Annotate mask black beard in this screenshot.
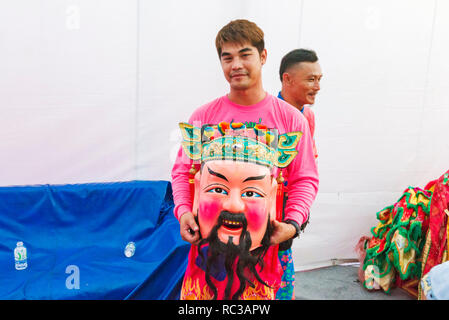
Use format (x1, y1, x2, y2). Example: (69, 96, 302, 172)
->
(196, 211, 273, 300)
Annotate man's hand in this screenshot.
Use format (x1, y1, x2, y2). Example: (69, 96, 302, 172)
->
(179, 211, 200, 245)
(270, 220, 296, 245)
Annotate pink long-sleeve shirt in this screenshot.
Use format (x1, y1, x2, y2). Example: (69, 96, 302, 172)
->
(171, 93, 319, 227)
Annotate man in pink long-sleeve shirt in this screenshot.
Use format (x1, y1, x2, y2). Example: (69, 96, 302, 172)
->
(171, 19, 319, 299)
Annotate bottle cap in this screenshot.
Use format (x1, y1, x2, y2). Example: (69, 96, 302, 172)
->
(17, 241, 23, 246)
(124, 242, 136, 258)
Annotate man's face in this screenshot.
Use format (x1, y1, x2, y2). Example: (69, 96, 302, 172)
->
(285, 61, 322, 106)
(219, 42, 267, 91)
(193, 160, 276, 250)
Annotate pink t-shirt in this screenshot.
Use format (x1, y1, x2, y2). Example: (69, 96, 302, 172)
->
(302, 106, 318, 159)
(171, 93, 319, 226)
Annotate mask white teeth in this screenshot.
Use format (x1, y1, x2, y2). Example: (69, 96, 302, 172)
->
(224, 219, 242, 226)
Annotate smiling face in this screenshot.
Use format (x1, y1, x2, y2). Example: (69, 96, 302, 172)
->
(284, 61, 322, 107)
(219, 42, 267, 92)
(192, 160, 277, 250)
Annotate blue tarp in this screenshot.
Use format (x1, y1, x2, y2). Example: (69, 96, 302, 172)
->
(0, 180, 190, 300)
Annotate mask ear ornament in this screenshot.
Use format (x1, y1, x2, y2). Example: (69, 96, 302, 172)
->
(275, 132, 302, 168)
(179, 122, 202, 161)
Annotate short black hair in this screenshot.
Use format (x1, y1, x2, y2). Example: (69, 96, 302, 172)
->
(279, 49, 318, 82)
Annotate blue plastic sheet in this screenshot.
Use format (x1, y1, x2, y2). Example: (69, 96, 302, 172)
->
(0, 180, 189, 300)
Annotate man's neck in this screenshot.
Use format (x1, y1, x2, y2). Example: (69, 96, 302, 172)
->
(228, 86, 266, 106)
(280, 89, 304, 112)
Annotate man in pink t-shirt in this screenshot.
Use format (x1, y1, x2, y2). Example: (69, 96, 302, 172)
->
(171, 20, 319, 300)
(275, 48, 323, 299)
(278, 48, 323, 159)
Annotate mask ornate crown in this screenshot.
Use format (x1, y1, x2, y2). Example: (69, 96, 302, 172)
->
(179, 122, 302, 168)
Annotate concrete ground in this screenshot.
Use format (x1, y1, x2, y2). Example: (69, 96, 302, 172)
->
(294, 265, 414, 300)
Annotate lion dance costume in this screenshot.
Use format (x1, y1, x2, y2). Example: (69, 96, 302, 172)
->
(357, 169, 449, 299)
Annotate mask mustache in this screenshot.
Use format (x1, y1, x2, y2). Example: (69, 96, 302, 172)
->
(217, 211, 248, 229)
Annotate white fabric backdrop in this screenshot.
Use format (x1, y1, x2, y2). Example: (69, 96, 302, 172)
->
(0, 0, 448, 270)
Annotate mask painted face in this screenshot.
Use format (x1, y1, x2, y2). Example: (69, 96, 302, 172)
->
(192, 160, 277, 251)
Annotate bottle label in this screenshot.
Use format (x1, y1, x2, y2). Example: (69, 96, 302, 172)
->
(14, 246, 28, 270)
(14, 248, 27, 261)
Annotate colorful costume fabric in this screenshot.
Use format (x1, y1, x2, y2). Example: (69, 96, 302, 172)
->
(276, 249, 295, 299)
(418, 170, 449, 299)
(181, 245, 282, 300)
(362, 187, 432, 293)
(359, 169, 449, 298)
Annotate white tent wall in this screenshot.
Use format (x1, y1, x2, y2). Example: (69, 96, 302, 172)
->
(0, 0, 448, 271)
(0, 1, 138, 184)
(293, 0, 449, 270)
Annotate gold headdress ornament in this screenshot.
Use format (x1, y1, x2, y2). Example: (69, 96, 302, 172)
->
(179, 121, 302, 168)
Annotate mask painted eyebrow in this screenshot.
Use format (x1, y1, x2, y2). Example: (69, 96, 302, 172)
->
(207, 166, 228, 182)
(243, 174, 266, 182)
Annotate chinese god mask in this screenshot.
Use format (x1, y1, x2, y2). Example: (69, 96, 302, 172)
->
(193, 160, 277, 251)
(179, 122, 302, 250)
(179, 121, 302, 300)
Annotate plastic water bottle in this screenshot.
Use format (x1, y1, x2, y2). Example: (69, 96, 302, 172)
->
(14, 241, 28, 270)
(124, 242, 136, 258)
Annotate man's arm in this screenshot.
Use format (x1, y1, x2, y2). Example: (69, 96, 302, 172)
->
(283, 117, 319, 230)
(171, 147, 194, 220)
(269, 220, 297, 245)
(171, 140, 202, 244)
